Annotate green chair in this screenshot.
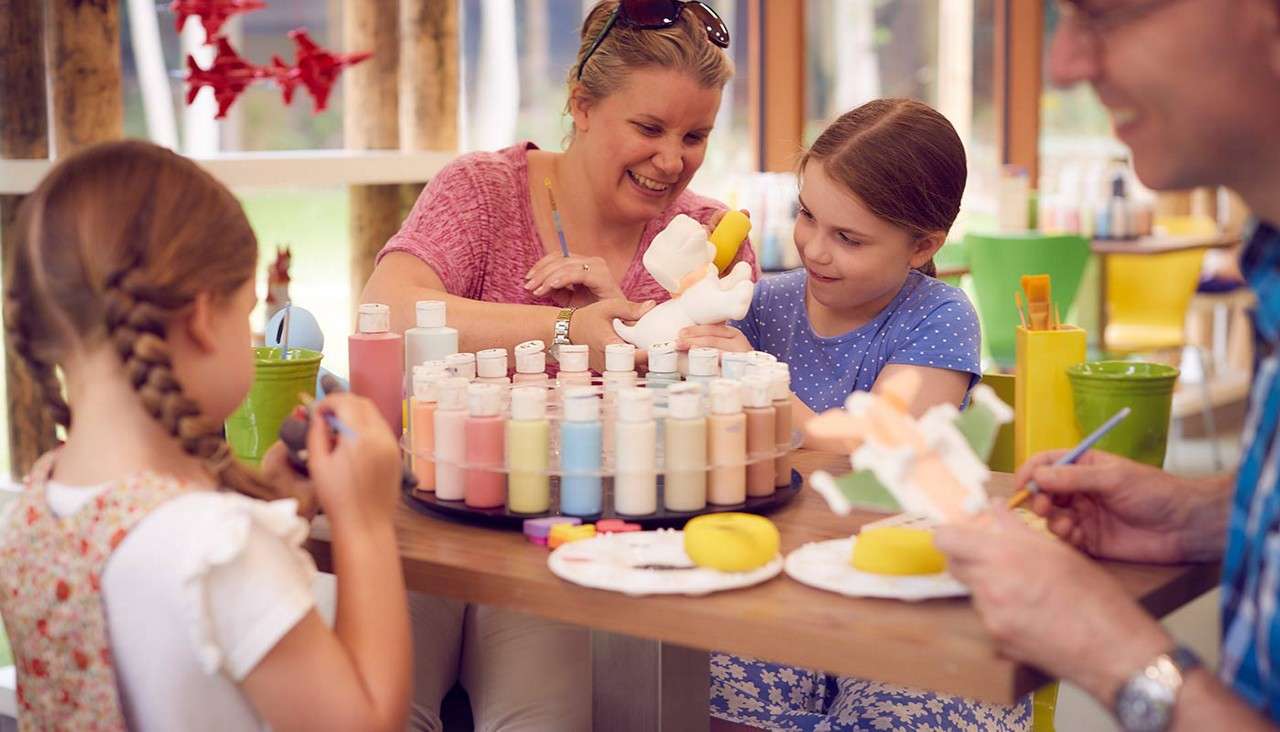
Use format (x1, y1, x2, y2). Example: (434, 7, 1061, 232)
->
(966, 232, 1092, 368)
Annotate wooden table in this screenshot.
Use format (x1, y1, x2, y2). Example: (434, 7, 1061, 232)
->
(306, 451, 1218, 727)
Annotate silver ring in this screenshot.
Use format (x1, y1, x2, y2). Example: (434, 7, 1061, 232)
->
(582, 263, 590, 272)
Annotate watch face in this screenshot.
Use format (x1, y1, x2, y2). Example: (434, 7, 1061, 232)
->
(1118, 675, 1174, 732)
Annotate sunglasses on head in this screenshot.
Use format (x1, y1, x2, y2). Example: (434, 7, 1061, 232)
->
(577, 0, 730, 81)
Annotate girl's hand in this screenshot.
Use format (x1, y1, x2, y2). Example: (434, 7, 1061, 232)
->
(570, 298, 655, 372)
(305, 393, 402, 531)
(676, 324, 751, 353)
(524, 253, 625, 300)
(259, 439, 319, 518)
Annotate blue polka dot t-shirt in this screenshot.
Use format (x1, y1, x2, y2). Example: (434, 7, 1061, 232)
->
(730, 269, 982, 412)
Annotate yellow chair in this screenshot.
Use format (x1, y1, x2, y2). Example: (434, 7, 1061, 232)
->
(977, 372, 1058, 731)
(1103, 217, 1220, 469)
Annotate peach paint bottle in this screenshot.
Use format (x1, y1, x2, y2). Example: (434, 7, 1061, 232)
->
(769, 363, 793, 488)
(349, 303, 403, 435)
(707, 378, 746, 505)
(613, 387, 657, 516)
(513, 340, 550, 386)
(601, 343, 637, 462)
(555, 345, 592, 388)
(741, 375, 777, 498)
(409, 364, 445, 489)
(464, 382, 506, 509)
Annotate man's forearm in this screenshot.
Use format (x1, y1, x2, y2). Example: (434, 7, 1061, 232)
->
(1177, 473, 1236, 562)
(1172, 669, 1275, 731)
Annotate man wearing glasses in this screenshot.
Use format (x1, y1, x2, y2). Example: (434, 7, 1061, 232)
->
(933, 1, 1280, 730)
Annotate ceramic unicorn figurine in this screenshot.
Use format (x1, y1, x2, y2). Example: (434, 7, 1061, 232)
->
(612, 214, 755, 350)
(805, 370, 1013, 524)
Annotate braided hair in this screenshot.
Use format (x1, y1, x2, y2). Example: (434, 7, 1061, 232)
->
(5, 140, 310, 511)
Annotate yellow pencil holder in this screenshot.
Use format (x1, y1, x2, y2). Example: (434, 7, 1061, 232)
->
(1014, 325, 1086, 468)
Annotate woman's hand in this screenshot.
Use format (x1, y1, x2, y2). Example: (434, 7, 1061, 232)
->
(569, 298, 655, 372)
(1017, 449, 1232, 564)
(525, 253, 625, 300)
(676, 324, 751, 353)
(934, 508, 1173, 705)
(305, 393, 402, 531)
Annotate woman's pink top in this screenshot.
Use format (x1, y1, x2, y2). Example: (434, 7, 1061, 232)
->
(378, 142, 757, 306)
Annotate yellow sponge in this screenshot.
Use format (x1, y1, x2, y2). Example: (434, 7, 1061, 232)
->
(684, 513, 779, 572)
(710, 210, 752, 272)
(851, 526, 946, 576)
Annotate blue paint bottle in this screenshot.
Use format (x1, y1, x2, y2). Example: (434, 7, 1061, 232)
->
(560, 387, 603, 517)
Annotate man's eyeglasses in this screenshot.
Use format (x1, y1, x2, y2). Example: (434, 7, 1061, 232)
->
(577, 0, 730, 81)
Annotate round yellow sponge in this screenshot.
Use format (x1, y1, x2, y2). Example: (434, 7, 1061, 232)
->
(851, 526, 947, 576)
(684, 513, 780, 572)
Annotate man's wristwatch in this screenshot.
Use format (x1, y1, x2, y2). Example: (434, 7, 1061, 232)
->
(1114, 646, 1202, 732)
(548, 307, 575, 362)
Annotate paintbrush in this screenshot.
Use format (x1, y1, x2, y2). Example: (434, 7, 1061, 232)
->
(544, 177, 571, 257)
(1006, 406, 1132, 509)
(1021, 274, 1051, 330)
(279, 302, 293, 360)
(1014, 292, 1028, 328)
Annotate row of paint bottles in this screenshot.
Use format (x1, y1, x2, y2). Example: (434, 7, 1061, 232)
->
(349, 303, 404, 434)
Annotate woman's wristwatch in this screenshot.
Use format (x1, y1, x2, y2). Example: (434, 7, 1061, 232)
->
(549, 307, 575, 362)
(1114, 645, 1202, 732)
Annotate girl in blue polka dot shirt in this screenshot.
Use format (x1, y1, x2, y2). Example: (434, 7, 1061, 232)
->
(681, 100, 1028, 731)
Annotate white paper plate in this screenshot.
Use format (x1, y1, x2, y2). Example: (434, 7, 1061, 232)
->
(784, 537, 969, 602)
(548, 529, 783, 596)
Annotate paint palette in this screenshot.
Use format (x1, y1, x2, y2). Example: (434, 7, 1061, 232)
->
(548, 529, 783, 596)
(402, 469, 803, 530)
(783, 514, 969, 602)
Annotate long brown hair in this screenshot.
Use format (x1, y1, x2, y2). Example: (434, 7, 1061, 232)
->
(6, 140, 307, 509)
(799, 98, 967, 277)
(566, 1, 733, 133)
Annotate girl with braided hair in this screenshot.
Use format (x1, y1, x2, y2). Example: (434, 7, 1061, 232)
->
(0, 140, 411, 731)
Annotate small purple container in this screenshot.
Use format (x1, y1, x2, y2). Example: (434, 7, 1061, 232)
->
(523, 516, 582, 545)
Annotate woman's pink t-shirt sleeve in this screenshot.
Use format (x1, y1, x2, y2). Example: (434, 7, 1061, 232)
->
(379, 156, 491, 299)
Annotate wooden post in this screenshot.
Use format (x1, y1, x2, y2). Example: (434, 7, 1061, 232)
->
(346, 0, 401, 306)
(1, 0, 58, 477)
(748, 0, 805, 172)
(994, 0, 1043, 183)
(401, 0, 459, 153)
(47, 0, 125, 156)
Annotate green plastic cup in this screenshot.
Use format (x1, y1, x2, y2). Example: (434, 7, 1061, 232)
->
(225, 346, 322, 465)
(1066, 361, 1179, 467)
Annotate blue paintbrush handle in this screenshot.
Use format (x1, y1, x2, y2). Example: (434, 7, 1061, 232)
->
(1027, 406, 1131, 494)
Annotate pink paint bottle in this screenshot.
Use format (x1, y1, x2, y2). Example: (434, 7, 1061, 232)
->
(464, 382, 507, 509)
(349, 303, 403, 435)
(475, 348, 511, 386)
(514, 340, 550, 386)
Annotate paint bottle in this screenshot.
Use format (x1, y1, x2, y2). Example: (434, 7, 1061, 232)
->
(769, 363, 794, 488)
(720, 351, 752, 381)
(433, 377, 470, 501)
(748, 351, 778, 368)
(707, 378, 746, 505)
(663, 382, 707, 512)
(507, 386, 550, 514)
(404, 300, 458, 391)
(601, 343, 637, 460)
(686, 347, 720, 388)
(514, 340, 550, 386)
(463, 382, 506, 508)
(349, 303, 404, 435)
(555, 344, 592, 388)
(614, 387, 657, 516)
(410, 367, 440, 490)
(476, 348, 511, 386)
(560, 387, 603, 517)
(741, 375, 777, 498)
(408, 360, 447, 471)
(646, 341, 681, 390)
(446, 352, 477, 381)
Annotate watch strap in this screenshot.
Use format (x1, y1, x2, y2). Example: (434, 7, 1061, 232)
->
(549, 307, 574, 361)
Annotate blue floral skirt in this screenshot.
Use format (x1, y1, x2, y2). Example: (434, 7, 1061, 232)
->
(710, 653, 1032, 731)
